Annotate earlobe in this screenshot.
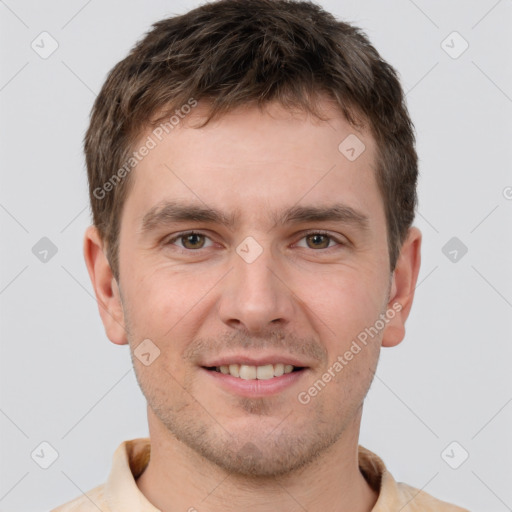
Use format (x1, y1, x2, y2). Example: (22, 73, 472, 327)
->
(83, 225, 128, 345)
(381, 227, 422, 348)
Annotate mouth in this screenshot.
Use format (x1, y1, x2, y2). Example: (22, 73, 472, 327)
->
(204, 363, 305, 380)
(200, 358, 309, 398)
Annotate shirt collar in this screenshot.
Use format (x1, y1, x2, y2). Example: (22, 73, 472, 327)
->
(104, 438, 403, 511)
(104, 437, 158, 511)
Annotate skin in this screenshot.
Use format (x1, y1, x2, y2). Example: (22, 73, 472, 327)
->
(84, 98, 421, 512)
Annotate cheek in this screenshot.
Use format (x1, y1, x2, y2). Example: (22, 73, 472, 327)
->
(124, 264, 195, 334)
(295, 265, 388, 340)
(123, 265, 220, 377)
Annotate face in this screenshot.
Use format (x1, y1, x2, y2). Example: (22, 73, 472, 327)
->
(113, 100, 394, 476)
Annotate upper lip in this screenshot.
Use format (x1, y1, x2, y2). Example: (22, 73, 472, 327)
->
(201, 354, 311, 368)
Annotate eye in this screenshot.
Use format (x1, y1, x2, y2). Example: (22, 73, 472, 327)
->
(295, 231, 344, 250)
(164, 230, 345, 253)
(165, 231, 214, 250)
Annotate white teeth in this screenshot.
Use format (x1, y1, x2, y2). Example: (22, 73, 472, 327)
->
(274, 363, 284, 377)
(214, 363, 298, 379)
(229, 364, 240, 377)
(239, 364, 257, 380)
(256, 364, 274, 380)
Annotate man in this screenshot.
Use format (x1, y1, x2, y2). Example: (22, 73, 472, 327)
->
(52, 0, 469, 510)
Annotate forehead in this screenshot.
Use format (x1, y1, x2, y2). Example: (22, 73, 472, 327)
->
(122, 100, 383, 232)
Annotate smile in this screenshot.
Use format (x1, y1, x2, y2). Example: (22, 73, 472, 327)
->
(209, 363, 302, 380)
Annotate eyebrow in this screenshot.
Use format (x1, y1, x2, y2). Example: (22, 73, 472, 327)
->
(139, 200, 370, 235)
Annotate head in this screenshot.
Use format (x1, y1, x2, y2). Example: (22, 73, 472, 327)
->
(84, 0, 421, 477)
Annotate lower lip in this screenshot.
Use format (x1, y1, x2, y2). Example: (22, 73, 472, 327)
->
(202, 367, 307, 397)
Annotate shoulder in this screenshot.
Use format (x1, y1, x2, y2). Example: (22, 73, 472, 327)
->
(358, 445, 470, 511)
(395, 481, 471, 511)
(50, 484, 108, 512)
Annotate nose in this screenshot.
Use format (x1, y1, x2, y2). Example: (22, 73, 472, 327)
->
(217, 241, 295, 335)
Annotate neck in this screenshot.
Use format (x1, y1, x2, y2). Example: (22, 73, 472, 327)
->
(136, 406, 378, 512)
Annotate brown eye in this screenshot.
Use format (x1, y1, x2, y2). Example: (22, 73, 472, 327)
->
(166, 231, 213, 250)
(305, 233, 332, 249)
(295, 231, 344, 251)
(180, 233, 206, 249)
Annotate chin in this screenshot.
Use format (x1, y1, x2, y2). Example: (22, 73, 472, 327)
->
(165, 412, 342, 478)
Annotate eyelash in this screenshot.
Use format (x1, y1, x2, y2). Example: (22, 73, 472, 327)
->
(164, 230, 346, 253)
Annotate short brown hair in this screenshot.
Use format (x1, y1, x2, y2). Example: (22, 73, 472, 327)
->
(85, 0, 418, 281)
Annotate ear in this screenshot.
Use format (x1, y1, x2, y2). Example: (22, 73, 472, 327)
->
(381, 226, 422, 348)
(83, 225, 128, 345)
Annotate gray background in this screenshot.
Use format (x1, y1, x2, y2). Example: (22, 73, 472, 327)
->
(1, 0, 511, 510)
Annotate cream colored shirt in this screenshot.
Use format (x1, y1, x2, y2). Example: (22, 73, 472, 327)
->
(51, 438, 469, 511)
